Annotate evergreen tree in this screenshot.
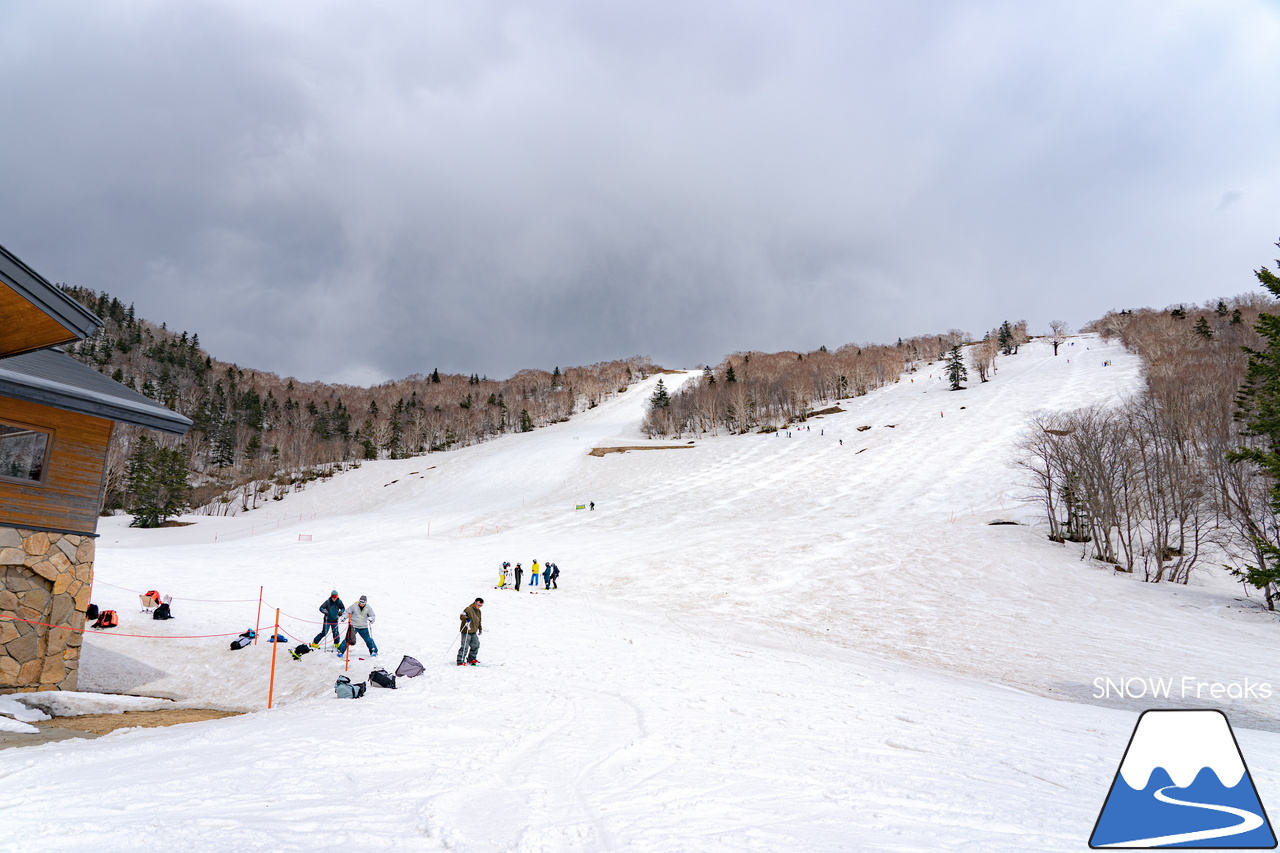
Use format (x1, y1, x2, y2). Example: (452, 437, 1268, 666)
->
(431, 369, 441, 383)
(726, 364, 737, 383)
(650, 378, 670, 408)
(997, 321, 1014, 356)
(945, 345, 968, 391)
(1229, 241, 1280, 607)
(703, 366, 715, 386)
(126, 436, 190, 527)
(519, 409, 534, 432)
(1194, 316, 1214, 339)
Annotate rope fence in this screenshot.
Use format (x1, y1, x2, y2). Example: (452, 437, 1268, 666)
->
(9, 580, 380, 708)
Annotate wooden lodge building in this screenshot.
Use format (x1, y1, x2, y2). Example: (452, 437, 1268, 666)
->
(0, 244, 190, 692)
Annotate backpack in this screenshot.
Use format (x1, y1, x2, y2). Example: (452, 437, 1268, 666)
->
(334, 675, 366, 699)
(143, 589, 161, 604)
(395, 655, 425, 678)
(369, 668, 396, 689)
(229, 629, 256, 650)
(93, 610, 118, 629)
(86, 604, 100, 621)
(290, 644, 311, 661)
(152, 603, 173, 620)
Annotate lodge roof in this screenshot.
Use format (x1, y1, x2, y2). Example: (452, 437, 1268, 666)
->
(0, 243, 102, 356)
(0, 347, 192, 434)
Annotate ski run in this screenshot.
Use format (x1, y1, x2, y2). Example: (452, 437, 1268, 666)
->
(3, 334, 1279, 852)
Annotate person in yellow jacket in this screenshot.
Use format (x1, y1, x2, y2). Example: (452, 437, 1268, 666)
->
(530, 559, 541, 588)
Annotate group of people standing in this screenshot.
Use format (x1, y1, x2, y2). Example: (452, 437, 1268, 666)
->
(496, 559, 560, 591)
(311, 590, 378, 657)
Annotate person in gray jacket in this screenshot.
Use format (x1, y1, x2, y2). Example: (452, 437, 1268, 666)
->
(336, 595, 378, 657)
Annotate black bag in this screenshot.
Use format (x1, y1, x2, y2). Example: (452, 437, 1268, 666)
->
(395, 655, 425, 678)
(152, 603, 173, 620)
(86, 604, 100, 621)
(369, 668, 396, 689)
(290, 643, 311, 661)
(229, 629, 255, 650)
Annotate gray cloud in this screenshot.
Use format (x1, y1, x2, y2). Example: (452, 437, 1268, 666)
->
(2, 1, 1278, 382)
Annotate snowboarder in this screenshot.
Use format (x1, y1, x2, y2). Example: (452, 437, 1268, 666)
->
(530, 559, 541, 588)
(514, 562, 523, 591)
(457, 598, 483, 666)
(311, 590, 344, 648)
(546, 562, 559, 589)
(336, 595, 377, 657)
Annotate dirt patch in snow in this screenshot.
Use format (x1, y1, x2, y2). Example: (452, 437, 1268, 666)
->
(38, 708, 240, 736)
(588, 445, 695, 457)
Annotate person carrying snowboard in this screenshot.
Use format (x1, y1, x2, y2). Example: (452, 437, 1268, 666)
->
(311, 590, 344, 648)
(457, 597, 483, 666)
(336, 595, 378, 657)
(530, 559, 541, 588)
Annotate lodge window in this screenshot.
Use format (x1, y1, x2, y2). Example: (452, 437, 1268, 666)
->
(0, 421, 52, 484)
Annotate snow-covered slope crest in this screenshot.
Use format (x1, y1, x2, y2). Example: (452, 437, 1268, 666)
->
(1119, 710, 1247, 790)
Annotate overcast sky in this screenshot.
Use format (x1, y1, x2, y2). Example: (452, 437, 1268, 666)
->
(2, 1, 1278, 384)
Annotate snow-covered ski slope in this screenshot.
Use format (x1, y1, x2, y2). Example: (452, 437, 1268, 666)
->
(6, 335, 1280, 852)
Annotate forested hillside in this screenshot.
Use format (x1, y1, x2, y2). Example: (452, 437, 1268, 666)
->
(59, 287, 656, 514)
(643, 321, 1032, 437)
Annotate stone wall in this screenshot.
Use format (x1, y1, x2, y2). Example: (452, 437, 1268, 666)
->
(0, 526, 93, 692)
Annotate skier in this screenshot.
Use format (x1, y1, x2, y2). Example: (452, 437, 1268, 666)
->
(311, 590, 344, 649)
(514, 562, 523, 591)
(336, 595, 377, 657)
(546, 562, 559, 590)
(457, 597, 483, 666)
(530, 559, 541, 588)
(497, 562, 510, 589)
(589, 501, 595, 511)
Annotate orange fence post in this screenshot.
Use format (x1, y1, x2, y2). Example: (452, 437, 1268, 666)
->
(267, 608, 280, 709)
(254, 586, 263, 645)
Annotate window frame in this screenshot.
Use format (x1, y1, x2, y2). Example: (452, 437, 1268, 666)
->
(0, 418, 54, 486)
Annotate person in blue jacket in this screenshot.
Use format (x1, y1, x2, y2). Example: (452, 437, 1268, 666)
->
(311, 590, 344, 648)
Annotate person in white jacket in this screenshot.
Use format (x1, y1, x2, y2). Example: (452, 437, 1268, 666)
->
(336, 595, 378, 657)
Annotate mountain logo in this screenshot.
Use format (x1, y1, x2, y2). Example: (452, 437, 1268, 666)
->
(1090, 710, 1276, 848)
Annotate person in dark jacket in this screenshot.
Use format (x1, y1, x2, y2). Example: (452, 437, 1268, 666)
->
(311, 590, 344, 648)
(457, 598, 484, 665)
(547, 563, 559, 590)
(513, 563, 523, 591)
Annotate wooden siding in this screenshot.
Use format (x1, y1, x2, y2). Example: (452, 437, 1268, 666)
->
(0, 396, 112, 535)
(0, 281, 79, 357)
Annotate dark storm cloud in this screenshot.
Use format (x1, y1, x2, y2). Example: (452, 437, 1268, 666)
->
(2, 1, 1278, 383)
